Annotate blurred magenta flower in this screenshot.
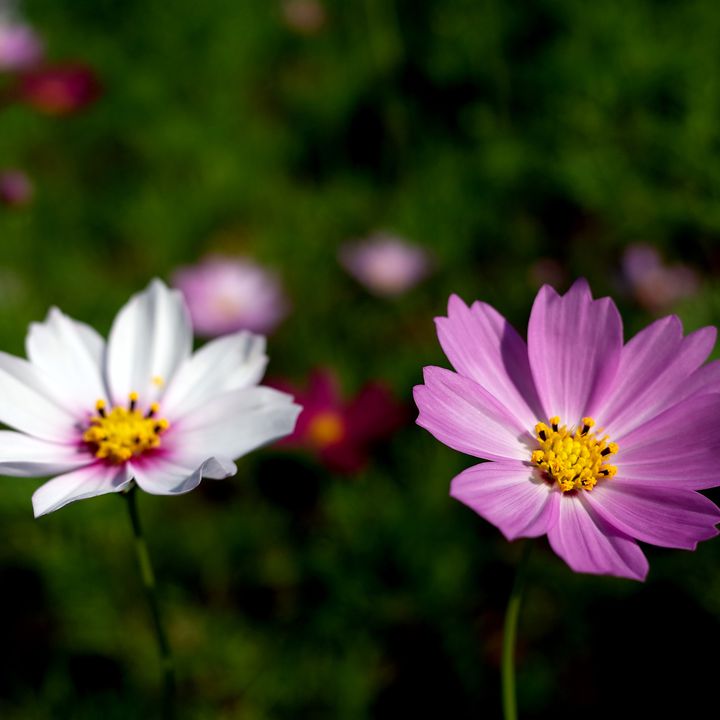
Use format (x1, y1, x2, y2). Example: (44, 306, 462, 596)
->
(273, 369, 407, 473)
(414, 279, 720, 580)
(0, 279, 301, 516)
(339, 233, 431, 297)
(622, 243, 698, 312)
(17, 62, 100, 114)
(173, 255, 289, 337)
(0, 21, 42, 71)
(281, 0, 326, 34)
(0, 169, 32, 206)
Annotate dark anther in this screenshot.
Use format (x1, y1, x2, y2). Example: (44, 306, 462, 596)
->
(600, 469, 609, 476)
(539, 430, 547, 441)
(551, 422, 558, 432)
(98, 407, 106, 418)
(581, 424, 590, 435)
(129, 398, 137, 411)
(601, 447, 612, 456)
(145, 408, 155, 418)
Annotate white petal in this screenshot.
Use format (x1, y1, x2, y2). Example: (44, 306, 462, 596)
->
(0, 431, 91, 477)
(162, 331, 268, 418)
(32, 462, 131, 517)
(106, 279, 192, 407)
(26, 307, 108, 415)
(0, 351, 77, 441)
(170, 386, 301, 460)
(129, 455, 237, 495)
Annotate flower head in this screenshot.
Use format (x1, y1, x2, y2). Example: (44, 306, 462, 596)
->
(17, 63, 100, 115)
(622, 243, 698, 313)
(172, 255, 289, 337)
(339, 233, 431, 297)
(0, 169, 32, 206)
(0, 21, 43, 71)
(0, 279, 301, 516)
(414, 279, 720, 580)
(272, 369, 407, 473)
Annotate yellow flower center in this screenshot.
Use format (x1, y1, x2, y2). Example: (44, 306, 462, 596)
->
(82, 393, 170, 464)
(531, 416, 618, 492)
(307, 411, 345, 446)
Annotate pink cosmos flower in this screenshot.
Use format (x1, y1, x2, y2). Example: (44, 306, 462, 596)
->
(173, 256, 289, 337)
(17, 63, 100, 115)
(0, 279, 302, 517)
(272, 369, 407, 473)
(622, 243, 698, 313)
(414, 279, 720, 580)
(0, 22, 43, 71)
(0, 169, 32, 206)
(339, 233, 431, 297)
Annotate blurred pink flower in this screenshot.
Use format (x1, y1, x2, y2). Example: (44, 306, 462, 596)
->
(0, 21, 43, 71)
(622, 244, 698, 312)
(339, 233, 431, 297)
(17, 63, 100, 115)
(0, 169, 33, 207)
(281, 0, 326, 34)
(173, 256, 289, 337)
(271, 369, 407, 473)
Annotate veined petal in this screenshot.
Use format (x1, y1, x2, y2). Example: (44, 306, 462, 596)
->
(414, 367, 531, 462)
(32, 463, 131, 518)
(26, 306, 108, 415)
(129, 456, 237, 495)
(547, 494, 648, 580)
(169, 386, 301, 461)
(528, 279, 622, 423)
(586, 483, 720, 550)
(436, 296, 542, 430)
(162, 331, 268, 418)
(0, 351, 77, 441)
(450, 461, 559, 540)
(106, 279, 192, 406)
(0, 431, 90, 477)
(599, 317, 716, 438)
(614, 393, 720, 489)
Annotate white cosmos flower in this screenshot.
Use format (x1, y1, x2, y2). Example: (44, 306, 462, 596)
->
(0, 279, 302, 517)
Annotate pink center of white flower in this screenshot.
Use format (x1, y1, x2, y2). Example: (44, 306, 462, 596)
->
(531, 416, 618, 492)
(82, 393, 170, 464)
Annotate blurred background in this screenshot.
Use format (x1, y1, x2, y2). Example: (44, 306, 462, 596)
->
(2, 0, 720, 717)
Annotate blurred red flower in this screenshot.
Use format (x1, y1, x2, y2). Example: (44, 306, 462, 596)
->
(271, 369, 407, 473)
(17, 63, 100, 115)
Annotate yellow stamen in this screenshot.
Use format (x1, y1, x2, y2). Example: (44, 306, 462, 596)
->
(307, 411, 344, 446)
(531, 416, 617, 492)
(83, 393, 169, 464)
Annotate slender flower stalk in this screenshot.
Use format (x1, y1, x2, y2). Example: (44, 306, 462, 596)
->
(124, 486, 175, 717)
(501, 542, 531, 720)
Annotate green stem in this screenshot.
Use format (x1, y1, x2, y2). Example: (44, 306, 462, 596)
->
(124, 486, 175, 719)
(501, 541, 532, 720)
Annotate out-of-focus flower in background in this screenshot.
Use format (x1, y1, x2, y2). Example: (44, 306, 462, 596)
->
(0, 169, 32, 206)
(0, 20, 42, 71)
(272, 369, 407, 473)
(173, 255, 289, 337)
(339, 233, 432, 297)
(622, 243, 699, 313)
(280, 0, 326, 34)
(16, 62, 100, 115)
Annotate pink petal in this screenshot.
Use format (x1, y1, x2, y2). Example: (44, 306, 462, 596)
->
(414, 367, 531, 462)
(528, 279, 622, 423)
(32, 462, 131, 518)
(436, 296, 543, 430)
(614, 393, 720, 489)
(547, 494, 648, 580)
(586, 483, 720, 550)
(450, 461, 559, 540)
(598, 316, 716, 438)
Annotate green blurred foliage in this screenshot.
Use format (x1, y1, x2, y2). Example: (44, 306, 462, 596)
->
(2, 0, 720, 717)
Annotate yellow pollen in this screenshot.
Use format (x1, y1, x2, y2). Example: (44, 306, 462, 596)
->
(531, 416, 618, 492)
(307, 411, 345, 447)
(152, 375, 165, 388)
(83, 393, 170, 464)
